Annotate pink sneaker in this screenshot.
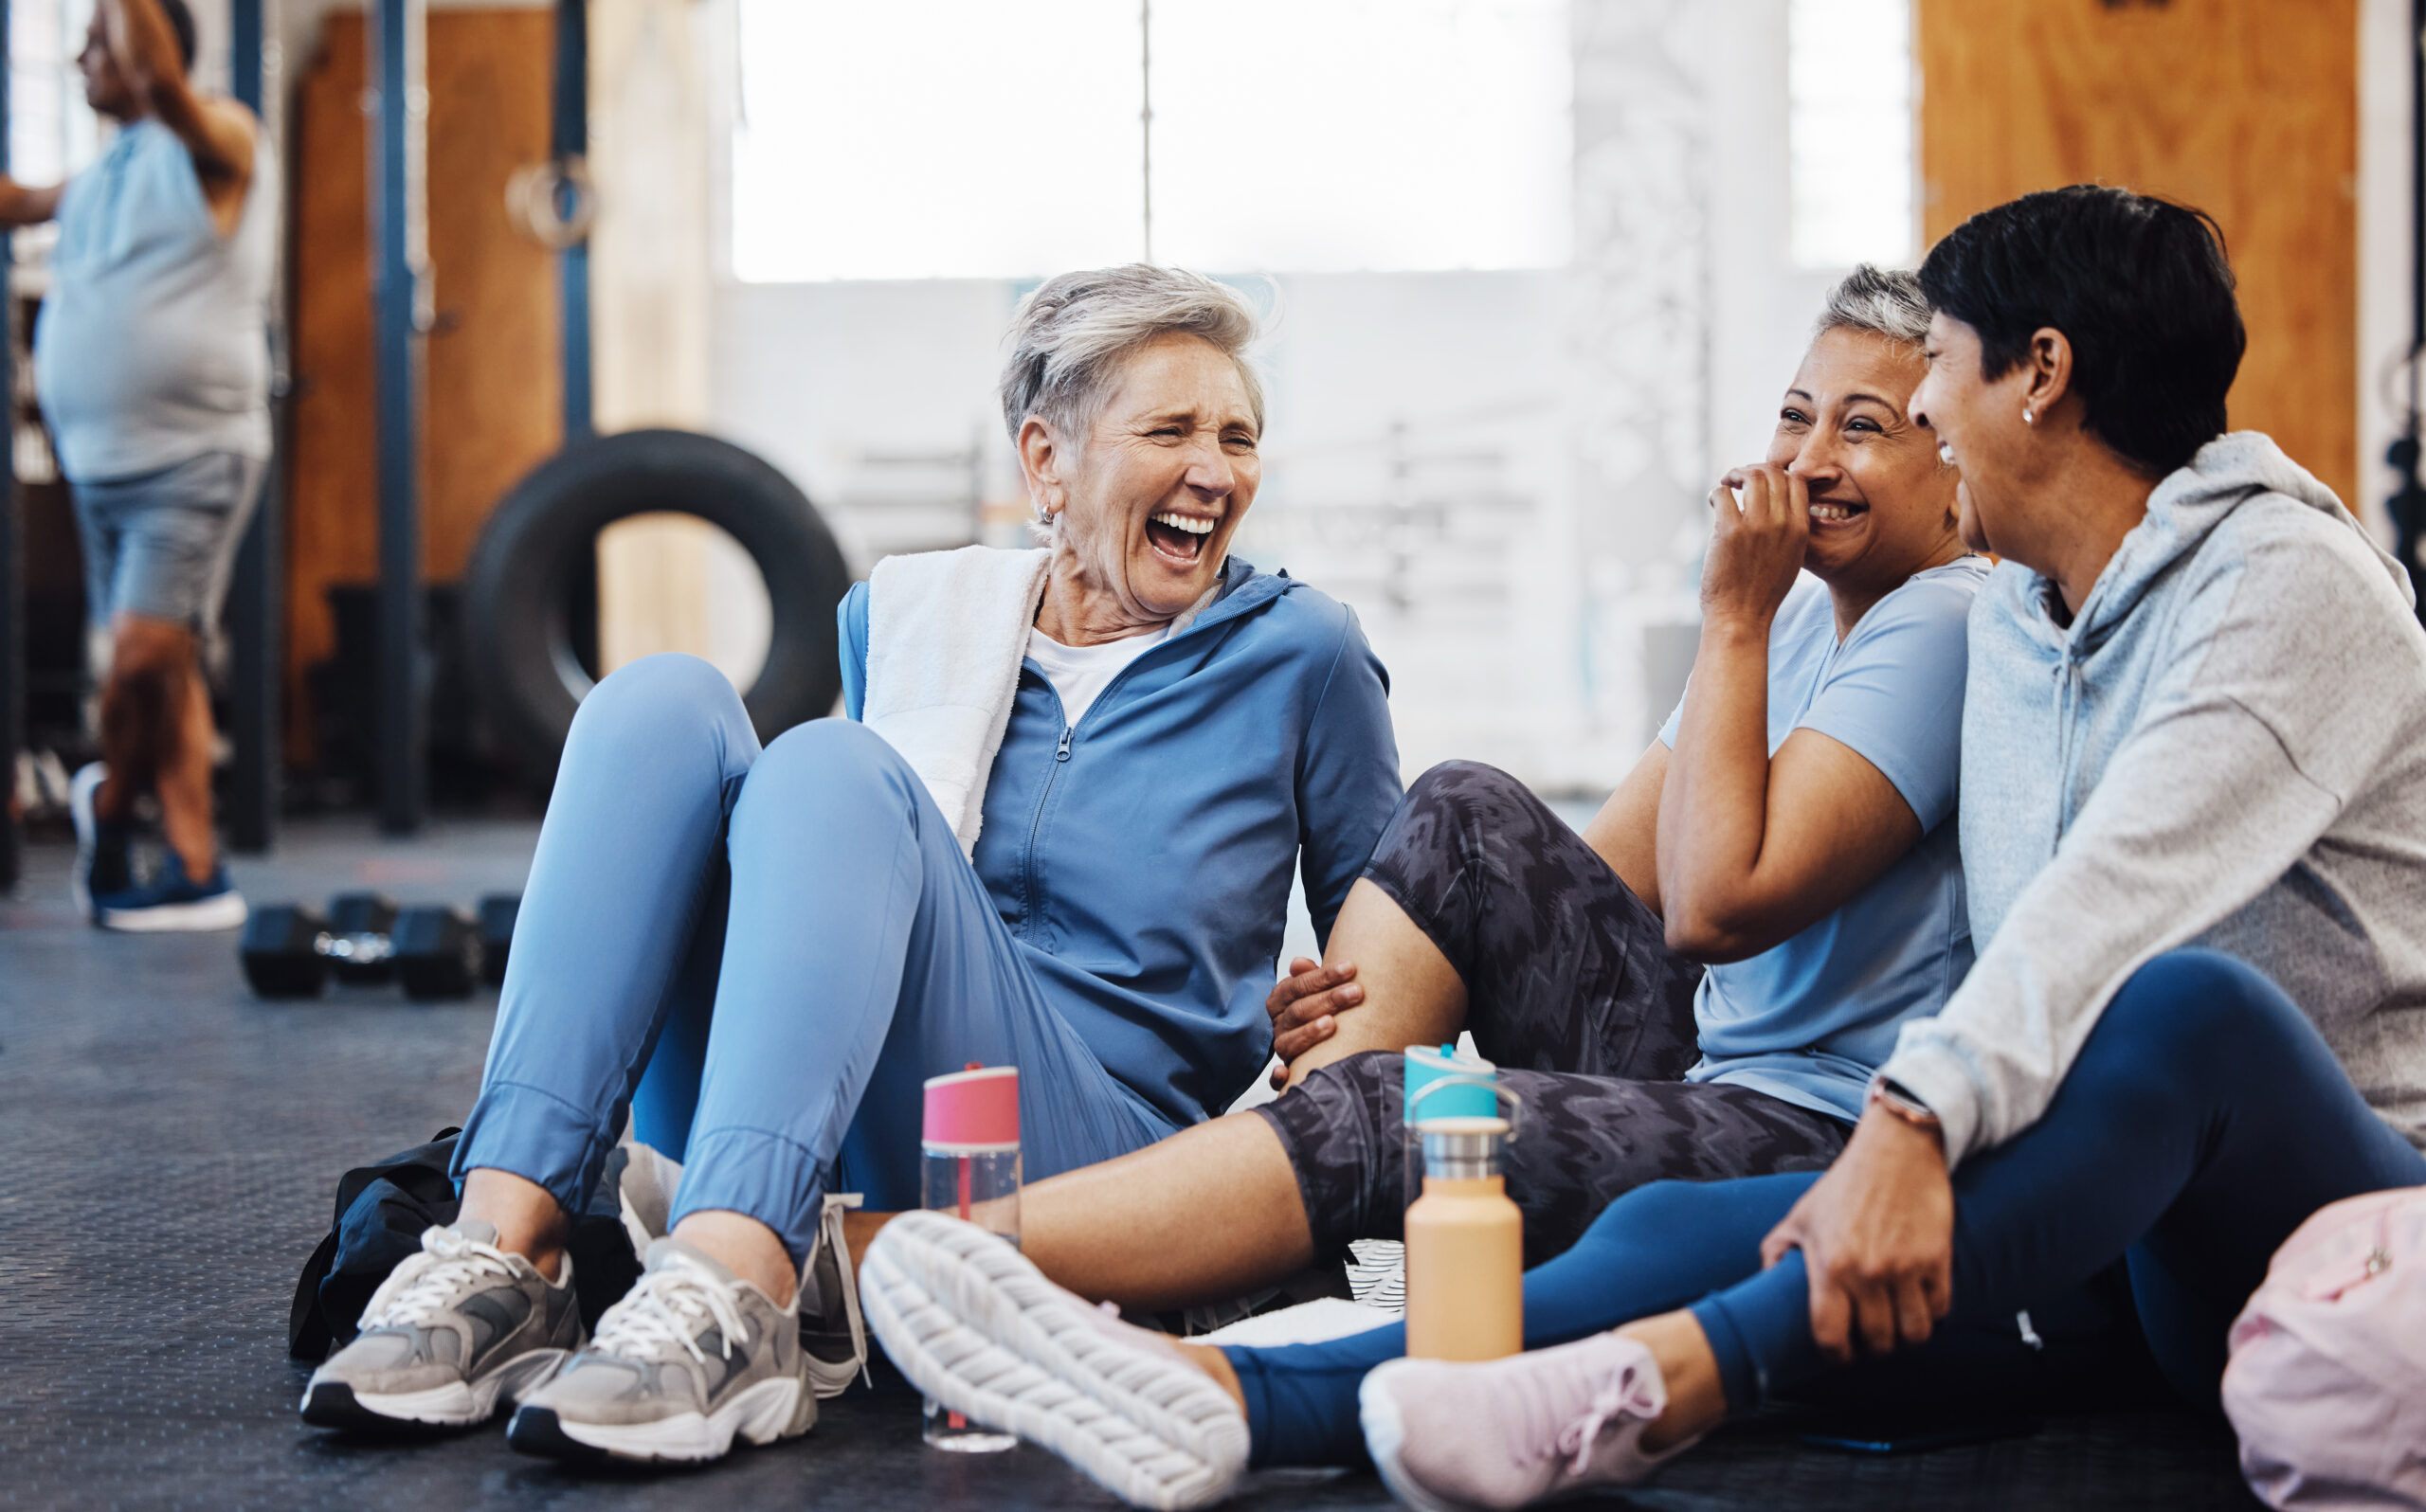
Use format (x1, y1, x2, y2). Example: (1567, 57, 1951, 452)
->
(1357, 1333, 1697, 1510)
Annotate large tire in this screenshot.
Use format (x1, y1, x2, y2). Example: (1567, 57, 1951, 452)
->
(462, 429, 850, 774)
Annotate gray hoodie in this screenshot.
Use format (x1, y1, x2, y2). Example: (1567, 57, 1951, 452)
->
(1880, 432, 2426, 1167)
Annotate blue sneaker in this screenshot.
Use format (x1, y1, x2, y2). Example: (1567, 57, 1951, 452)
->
(94, 850, 248, 933)
(68, 763, 134, 921)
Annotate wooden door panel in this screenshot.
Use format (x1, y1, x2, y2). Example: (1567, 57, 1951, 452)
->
(286, 9, 560, 763)
(1917, 0, 2357, 506)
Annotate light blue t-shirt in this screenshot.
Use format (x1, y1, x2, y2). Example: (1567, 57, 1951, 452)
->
(35, 120, 277, 483)
(1657, 556, 1989, 1122)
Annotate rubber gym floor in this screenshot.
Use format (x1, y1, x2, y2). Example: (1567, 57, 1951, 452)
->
(3, 819, 2261, 1510)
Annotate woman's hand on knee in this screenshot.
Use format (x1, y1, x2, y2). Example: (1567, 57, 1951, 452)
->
(1759, 1106, 1954, 1362)
(1266, 958, 1362, 1089)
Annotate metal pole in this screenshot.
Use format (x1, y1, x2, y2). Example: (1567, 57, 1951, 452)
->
(370, 0, 428, 833)
(2392, 0, 2426, 621)
(554, 0, 590, 441)
(0, 0, 19, 891)
(1139, 0, 1152, 264)
(225, 0, 281, 852)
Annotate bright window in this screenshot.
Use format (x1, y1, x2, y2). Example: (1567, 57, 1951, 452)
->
(731, 0, 1571, 281)
(11, 0, 102, 189)
(1787, 0, 1915, 269)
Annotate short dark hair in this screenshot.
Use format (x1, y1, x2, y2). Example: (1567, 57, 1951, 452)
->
(1917, 185, 2245, 477)
(156, 0, 198, 73)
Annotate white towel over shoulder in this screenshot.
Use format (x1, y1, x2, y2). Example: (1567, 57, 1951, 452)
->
(863, 544, 1051, 858)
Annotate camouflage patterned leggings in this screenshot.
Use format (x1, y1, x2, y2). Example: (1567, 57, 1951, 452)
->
(1254, 761, 1850, 1268)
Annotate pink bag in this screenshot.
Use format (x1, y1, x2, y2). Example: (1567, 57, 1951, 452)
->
(2221, 1187, 2426, 1509)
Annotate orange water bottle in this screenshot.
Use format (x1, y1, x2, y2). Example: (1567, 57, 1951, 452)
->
(1403, 1114, 1523, 1361)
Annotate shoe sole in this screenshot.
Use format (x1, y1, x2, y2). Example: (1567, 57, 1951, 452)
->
(506, 1375, 813, 1465)
(301, 1347, 569, 1431)
(1358, 1361, 1471, 1512)
(860, 1212, 1248, 1512)
(98, 890, 249, 933)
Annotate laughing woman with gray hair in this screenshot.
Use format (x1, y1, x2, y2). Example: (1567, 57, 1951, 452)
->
(299, 265, 1403, 1467)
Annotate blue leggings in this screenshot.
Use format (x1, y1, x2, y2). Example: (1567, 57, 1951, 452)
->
(450, 655, 1175, 1261)
(1225, 950, 2426, 1467)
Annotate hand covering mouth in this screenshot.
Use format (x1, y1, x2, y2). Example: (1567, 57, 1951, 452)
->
(1147, 510, 1220, 565)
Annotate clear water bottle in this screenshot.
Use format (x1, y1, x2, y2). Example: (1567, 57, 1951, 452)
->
(921, 1064, 1023, 1453)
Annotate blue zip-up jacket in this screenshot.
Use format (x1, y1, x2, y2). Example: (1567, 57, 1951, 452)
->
(840, 558, 1402, 1127)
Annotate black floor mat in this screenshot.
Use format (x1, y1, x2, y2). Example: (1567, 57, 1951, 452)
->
(0, 820, 2261, 1510)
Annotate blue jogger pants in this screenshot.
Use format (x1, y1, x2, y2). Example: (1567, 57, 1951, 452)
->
(451, 654, 1177, 1262)
(1225, 949, 2426, 1467)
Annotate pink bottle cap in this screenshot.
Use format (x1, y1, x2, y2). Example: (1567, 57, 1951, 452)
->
(923, 1065, 1019, 1152)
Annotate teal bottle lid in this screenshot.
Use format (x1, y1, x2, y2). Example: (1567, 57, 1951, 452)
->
(1403, 1041, 1497, 1124)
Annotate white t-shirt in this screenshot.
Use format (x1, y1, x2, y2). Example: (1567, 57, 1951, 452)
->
(1027, 624, 1168, 729)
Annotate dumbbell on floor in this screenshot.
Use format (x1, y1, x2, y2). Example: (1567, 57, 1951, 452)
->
(325, 891, 400, 984)
(241, 891, 519, 1001)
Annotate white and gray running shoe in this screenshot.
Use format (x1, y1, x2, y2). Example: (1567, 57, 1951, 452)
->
(300, 1221, 581, 1431)
(505, 1236, 813, 1465)
(860, 1211, 1249, 1511)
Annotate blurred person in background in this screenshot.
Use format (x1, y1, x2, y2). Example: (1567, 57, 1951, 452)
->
(0, 0, 273, 929)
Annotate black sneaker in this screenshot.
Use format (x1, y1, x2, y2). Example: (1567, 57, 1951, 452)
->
(68, 763, 132, 921)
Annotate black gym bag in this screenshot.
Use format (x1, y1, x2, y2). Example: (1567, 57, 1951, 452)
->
(287, 1128, 643, 1360)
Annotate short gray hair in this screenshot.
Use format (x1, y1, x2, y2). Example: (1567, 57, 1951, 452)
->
(999, 264, 1266, 444)
(1815, 263, 1932, 349)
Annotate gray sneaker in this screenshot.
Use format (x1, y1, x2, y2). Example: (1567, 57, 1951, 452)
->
(505, 1236, 813, 1464)
(300, 1221, 581, 1431)
(612, 1155, 866, 1402)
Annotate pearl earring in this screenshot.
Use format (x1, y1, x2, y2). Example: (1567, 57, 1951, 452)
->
(2022, 409, 2036, 426)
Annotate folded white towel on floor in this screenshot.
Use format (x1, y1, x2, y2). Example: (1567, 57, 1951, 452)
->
(1194, 1296, 1402, 1348)
(863, 544, 1052, 858)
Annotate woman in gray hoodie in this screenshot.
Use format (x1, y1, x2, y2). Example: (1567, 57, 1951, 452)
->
(845, 187, 2426, 1510)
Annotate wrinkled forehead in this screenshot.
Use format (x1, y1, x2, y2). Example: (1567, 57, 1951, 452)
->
(1092, 334, 1262, 433)
(1793, 325, 1928, 415)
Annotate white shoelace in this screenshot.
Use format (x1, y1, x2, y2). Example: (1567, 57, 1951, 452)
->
(361, 1226, 524, 1330)
(819, 1197, 874, 1388)
(592, 1257, 752, 1367)
(1552, 1374, 1648, 1476)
